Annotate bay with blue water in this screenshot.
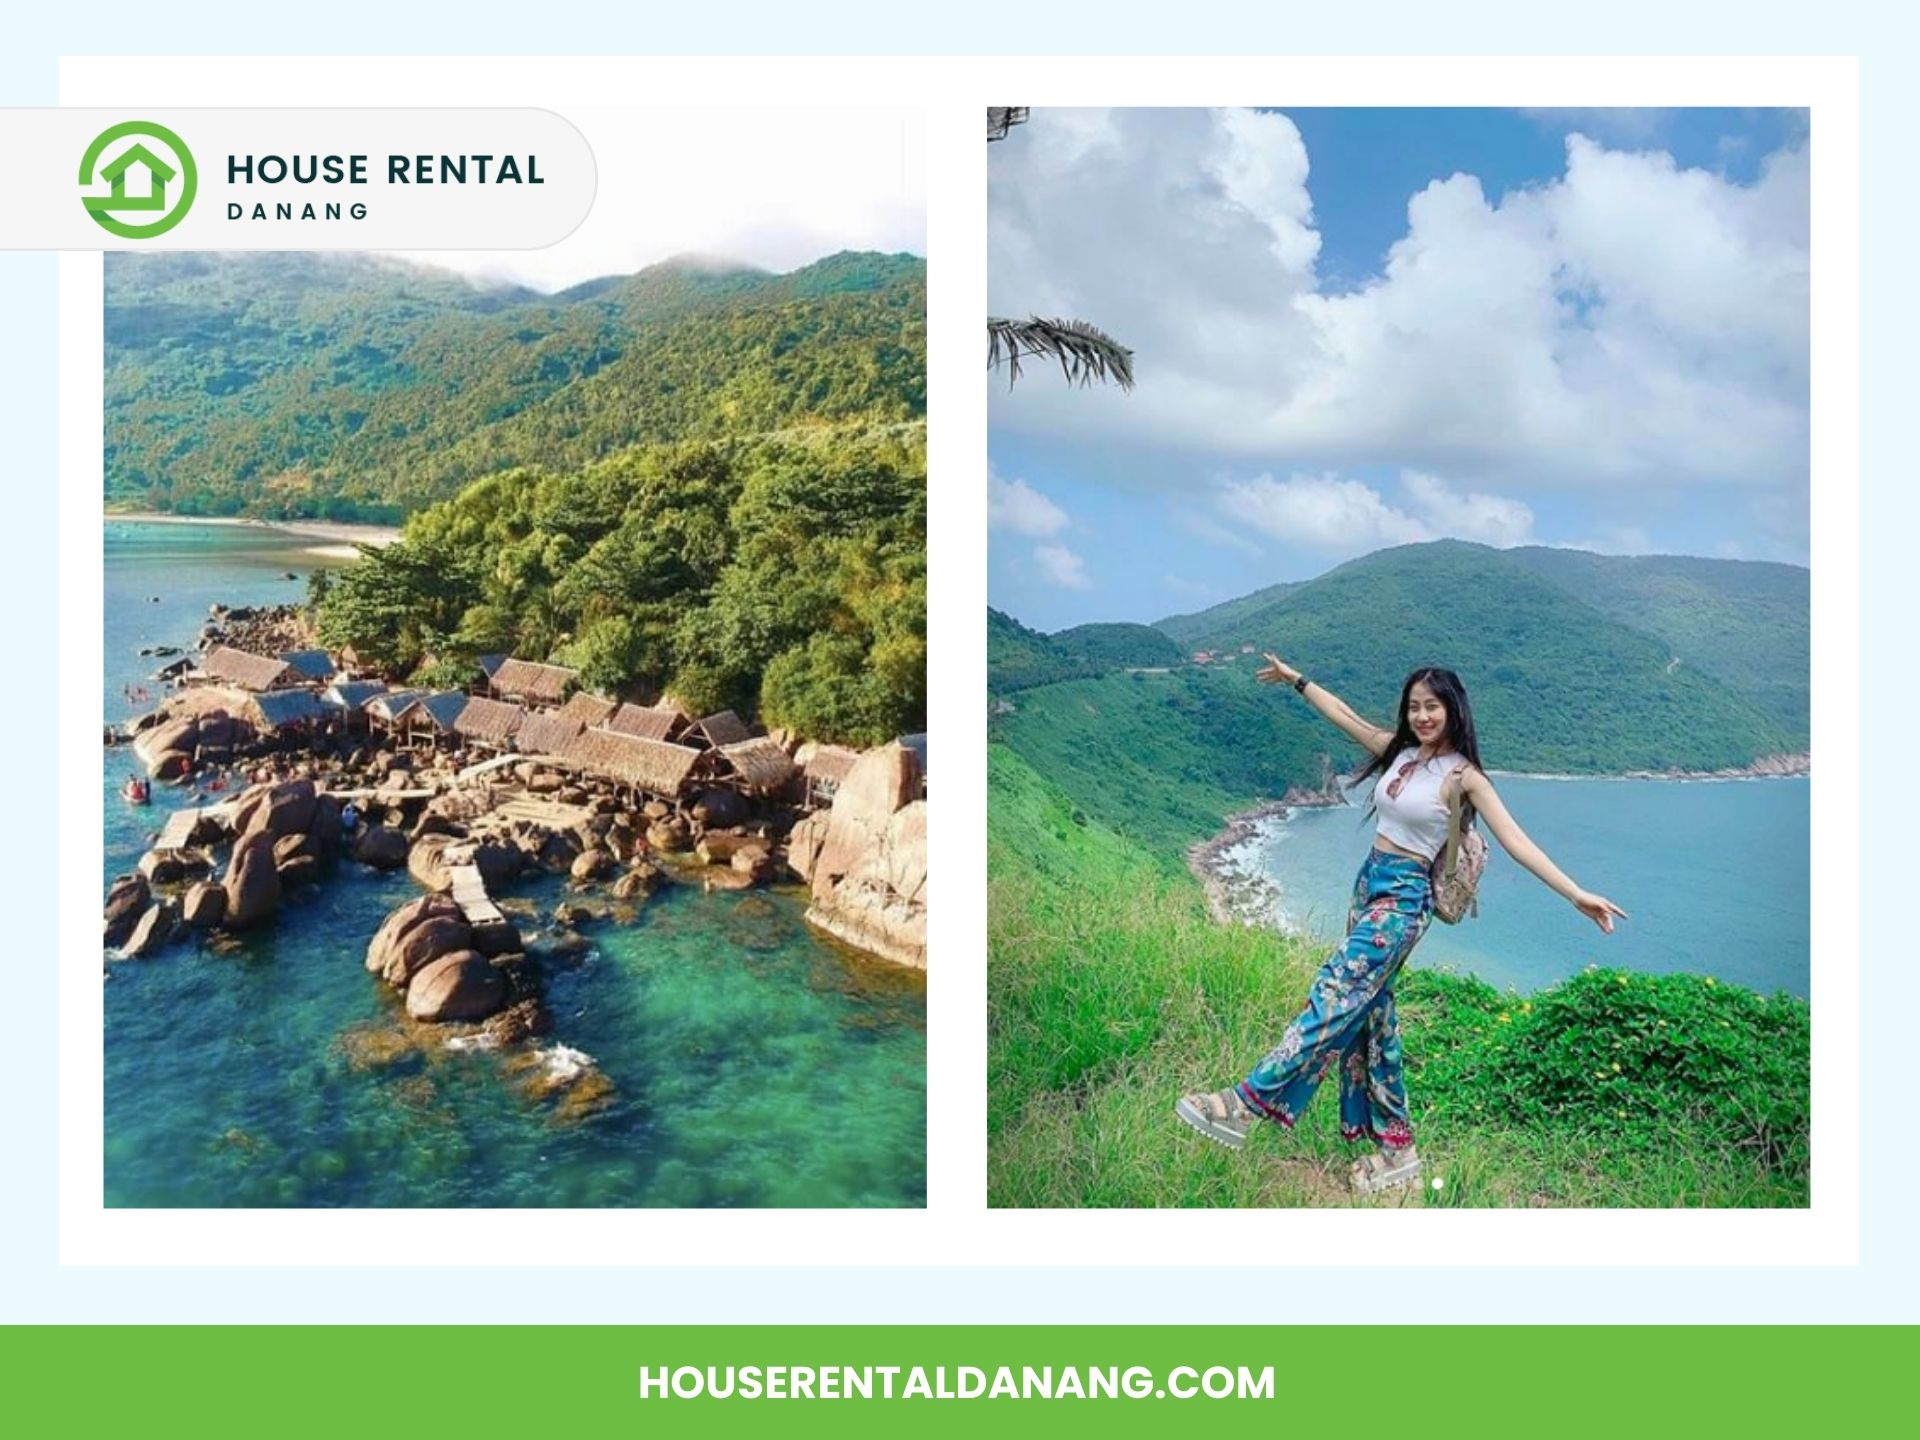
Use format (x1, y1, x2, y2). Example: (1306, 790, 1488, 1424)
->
(103, 519, 926, 1207)
(1218, 772, 1809, 999)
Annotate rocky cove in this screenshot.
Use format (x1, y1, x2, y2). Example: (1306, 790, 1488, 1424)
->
(101, 531, 926, 1206)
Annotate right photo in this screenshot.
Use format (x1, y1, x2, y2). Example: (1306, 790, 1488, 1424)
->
(986, 106, 1810, 1209)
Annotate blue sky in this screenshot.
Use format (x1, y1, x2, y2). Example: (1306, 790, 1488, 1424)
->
(988, 107, 1810, 632)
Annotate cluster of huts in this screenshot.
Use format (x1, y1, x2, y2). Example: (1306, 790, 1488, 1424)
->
(175, 644, 903, 808)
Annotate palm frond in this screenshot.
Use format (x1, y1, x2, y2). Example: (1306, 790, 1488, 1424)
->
(987, 316, 1135, 392)
(987, 108, 1031, 142)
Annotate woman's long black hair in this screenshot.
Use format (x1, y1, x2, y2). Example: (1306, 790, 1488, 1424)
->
(1353, 666, 1486, 829)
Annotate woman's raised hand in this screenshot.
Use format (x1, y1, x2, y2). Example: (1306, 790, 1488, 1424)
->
(1572, 890, 1629, 934)
(1256, 653, 1300, 686)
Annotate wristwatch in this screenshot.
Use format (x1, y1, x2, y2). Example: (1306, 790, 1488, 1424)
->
(1293, 675, 1310, 694)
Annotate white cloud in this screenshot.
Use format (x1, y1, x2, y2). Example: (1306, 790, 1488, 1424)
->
(1034, 543, 1091, 589)
(1400, 470, 1534, 547)
(1211, 469, 1533, 557)
(1218, 473, 1428, 553)
(988, 467, 1070, 538)
(989, 110, 1808, 533)
(404, 108, 925, 292)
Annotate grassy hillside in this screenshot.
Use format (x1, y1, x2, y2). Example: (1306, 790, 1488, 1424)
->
(988, 744, 1809, 1208)
(104, 250, 926, 521)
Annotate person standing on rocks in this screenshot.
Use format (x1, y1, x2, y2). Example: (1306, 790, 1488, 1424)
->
(1174, 657, 1628, 1195)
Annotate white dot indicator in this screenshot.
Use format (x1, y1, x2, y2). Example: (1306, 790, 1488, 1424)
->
(1431, 1177, 1445, 1191)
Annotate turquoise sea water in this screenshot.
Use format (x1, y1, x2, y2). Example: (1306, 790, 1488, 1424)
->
(1228, 772, 1810, 999)
(102, 521, 927, 1207)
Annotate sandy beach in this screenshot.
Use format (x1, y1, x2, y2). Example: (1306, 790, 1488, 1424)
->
(105, 511, 400, 557)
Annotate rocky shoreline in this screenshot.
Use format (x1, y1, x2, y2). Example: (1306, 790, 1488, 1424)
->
(105, 594, 929, 1123)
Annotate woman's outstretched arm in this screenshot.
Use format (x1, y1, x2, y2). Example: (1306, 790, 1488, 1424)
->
(1255, 653, 1394, 757)
(1458, 769, 1629, 933)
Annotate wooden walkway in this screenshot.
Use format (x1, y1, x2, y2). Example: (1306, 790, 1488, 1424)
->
(442, 844, 504, 927)
(492, 795, 594, 831)
(153, 800, 239, 851)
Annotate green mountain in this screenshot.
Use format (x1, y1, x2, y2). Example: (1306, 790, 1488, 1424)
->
(993, 540, 1807, 855)
(1499, 546, 1809, 737)
(988, 609, 1180, 694)
(104, 249, 926, 521)
(1153, 578, 1304, 648)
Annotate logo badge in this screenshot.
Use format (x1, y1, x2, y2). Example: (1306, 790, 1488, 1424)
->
(78, 121, 197, 239)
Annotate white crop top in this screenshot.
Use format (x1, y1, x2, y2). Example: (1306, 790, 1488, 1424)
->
(1371, 747, 1471, 863)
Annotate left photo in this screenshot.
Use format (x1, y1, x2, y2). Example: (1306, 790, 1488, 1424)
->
(98, 110, 928, 1208)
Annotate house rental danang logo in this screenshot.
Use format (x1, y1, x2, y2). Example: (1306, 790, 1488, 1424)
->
(78, 121, 197, 239)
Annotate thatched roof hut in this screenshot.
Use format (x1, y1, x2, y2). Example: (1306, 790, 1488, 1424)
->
(322, 680, 388, 716)
(715, 735, 797, 793)
(279, 649, 337, 682)
(802, 743, 862, 796)
(248, 689, 327, 732)
(557, 692, 618, 728)
(453, 696, 526, 749)
(514, 709, 584, 756)
(687, 710, 751, 749)
(365, 689, 426, 726)
(489, 658, 577, 706)
(476, 653, 509, 680)
(192, 645, 298, 692)
(560, 727, 706, 798)
(606, 702, 686, 742)
(407, 691, 470, 734)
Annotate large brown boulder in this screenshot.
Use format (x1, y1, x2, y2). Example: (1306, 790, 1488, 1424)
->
(364, 894, 462, 975)
(571, 848, 613, 882)
(379, 915, 472, 988)
(786, 811, 828, 884)
(406, 951, 507, 1022)
(610, 862, 665, 902)
(222, 831, 282, 929)
(120, 901, 178, 958)
(802, 797, 927, 971)
(181, 881, 226, 929)
(273, 832, 320, 867)
(103, 873, 150, 948)
(353, 824, 409, 870)
(407, 834, 458, 893)
(306, 795, 343, 853)
(471, 840, 525, 889)
(234, 779, 318, 840)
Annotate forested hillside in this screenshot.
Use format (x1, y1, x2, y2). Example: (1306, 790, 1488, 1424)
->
(104, 250, 926, 520)
(993, 540, 1808, 855)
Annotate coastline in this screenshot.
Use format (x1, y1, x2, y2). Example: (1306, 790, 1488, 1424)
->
(105, 510, 401, 555)
(1188, 752, 1811, 931)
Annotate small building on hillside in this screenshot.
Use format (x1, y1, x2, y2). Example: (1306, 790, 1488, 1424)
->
(453, 695, 527, 752)
(606, 702, 688, 743)
(685, 710, 751, 750)
(514, 708, 585, 757)
(322, 679, 388, 726)
(559, 727, 707, 802)
(246, 688, 328, 734)
(189, 645, 301, 692)
(488, 658, 577, 708)
(800, 743, 862, 805)
(555, 692, 618, 729)
(714, 735, 797, 795)
(279, 649, 337, 683)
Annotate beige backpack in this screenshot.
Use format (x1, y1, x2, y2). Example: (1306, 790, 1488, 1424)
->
(1431, 766, 1488, 924)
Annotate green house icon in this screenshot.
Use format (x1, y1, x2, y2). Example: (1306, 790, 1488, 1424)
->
(93, 142, 178, 214)
(79, 121, 198, 238)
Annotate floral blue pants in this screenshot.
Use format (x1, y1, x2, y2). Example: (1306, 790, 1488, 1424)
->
(1237, 847, 1433, 1149)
